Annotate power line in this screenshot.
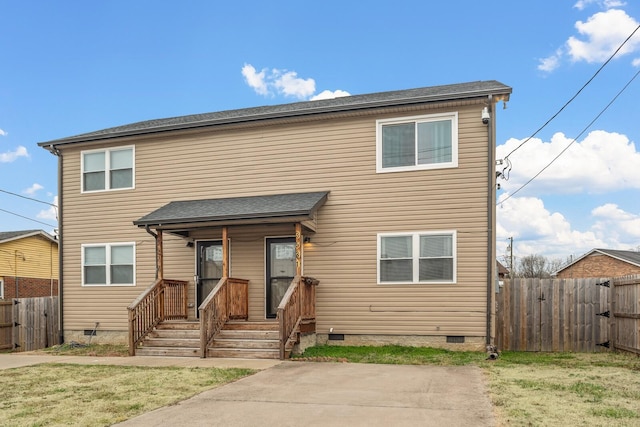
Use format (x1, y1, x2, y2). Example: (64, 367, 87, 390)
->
(499, 66, 640, 205)
(0, 188, 56, 207)
(0, 207, 57, 228)
(503, 23, 640, 161)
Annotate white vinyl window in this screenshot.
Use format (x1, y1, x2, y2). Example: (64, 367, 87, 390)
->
(376, 113, 458, 173)
(82, 147, 134, 192)
(378, 231, 456, 284)
(0, 279, 4, 299)
(82, 243, 135, 286)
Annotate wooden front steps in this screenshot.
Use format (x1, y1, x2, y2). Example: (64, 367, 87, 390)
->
(135, 320, 280, 359)
(208, 321, 280, 359)
(135, 321, 200, 357)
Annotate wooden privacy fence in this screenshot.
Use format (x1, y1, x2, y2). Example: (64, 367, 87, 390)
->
(611, 275, 640, 355)
(0, 297, 60, 352)
(496, 276, 640, 354)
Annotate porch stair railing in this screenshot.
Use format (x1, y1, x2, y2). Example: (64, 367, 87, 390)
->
(277, 275, 319, 359)
(127, 278, 189, 356)
(199, 277, 249, 358)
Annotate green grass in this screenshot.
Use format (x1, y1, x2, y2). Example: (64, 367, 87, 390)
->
(295, 344, 484, 365)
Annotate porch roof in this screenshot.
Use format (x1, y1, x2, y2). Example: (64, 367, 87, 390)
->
(133, 191, 329, 232)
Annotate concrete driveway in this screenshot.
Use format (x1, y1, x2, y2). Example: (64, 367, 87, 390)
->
(115, 361, 495, 427)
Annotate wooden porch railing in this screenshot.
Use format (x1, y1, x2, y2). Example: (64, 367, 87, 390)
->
(199, 277, 249, 358)
(127, 278, 189, 356)
(277, 276, 319, 360)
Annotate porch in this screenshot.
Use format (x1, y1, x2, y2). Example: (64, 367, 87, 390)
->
(127, 191, 327, 359)
(127, 275, 318, 359)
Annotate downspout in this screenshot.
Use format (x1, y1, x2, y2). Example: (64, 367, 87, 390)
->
(46, 144, 63, 344)
(485, 94, 495, 346)
(144, 225, 159, 280)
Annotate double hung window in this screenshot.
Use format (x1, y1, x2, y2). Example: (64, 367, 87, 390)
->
(378, 231, 456, 284)
(82, 147, 134, 192)
(82, 243, 135, 286)
(377, 113, 458, 172)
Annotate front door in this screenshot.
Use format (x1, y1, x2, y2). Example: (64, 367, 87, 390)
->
(196, 240, 223, 312)
(266, 237, 296, 319)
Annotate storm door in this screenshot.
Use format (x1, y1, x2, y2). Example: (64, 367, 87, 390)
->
(196, 240, 224, 312)
(266, 237, 296, 319)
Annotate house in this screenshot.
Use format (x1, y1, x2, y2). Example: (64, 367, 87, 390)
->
(39, 80, 512, 358)
(0, 230, 59, 299)
(555, 248, 640, 279)
(497, 261, 510, 279)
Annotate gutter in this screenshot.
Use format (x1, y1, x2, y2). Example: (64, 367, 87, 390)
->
(45, 144, 64, 344)
(144, 225, 159, 280)
(485, 95, 495, 346)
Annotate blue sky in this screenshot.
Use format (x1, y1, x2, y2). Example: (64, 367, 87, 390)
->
(1, 1, 639, 265)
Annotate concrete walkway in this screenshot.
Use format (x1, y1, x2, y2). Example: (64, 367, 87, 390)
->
(115, 362, 496, 427)
(1, 354, 496, 426)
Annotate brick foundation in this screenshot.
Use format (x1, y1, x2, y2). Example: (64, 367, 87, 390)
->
(1, 276, 59, 299)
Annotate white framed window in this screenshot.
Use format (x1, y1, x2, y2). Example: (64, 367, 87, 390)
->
(82, 146, 134, 192)
(82, 243, 136, 286)
(0, 279, 4, 299)
(377, 231, 456, 284)
(376, 112, 458, 173)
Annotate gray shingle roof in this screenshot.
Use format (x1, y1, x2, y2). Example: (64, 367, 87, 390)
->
(134, 191, 329, 228)
(0, 230, 57, 244)
(39, 80, 511, 147)
(596, 249, 640, 267)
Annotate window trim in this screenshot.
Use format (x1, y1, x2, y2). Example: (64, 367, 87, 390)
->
(377, 231, 457, 284)
(81, 146, 135, 193)
(81, 242, 136, 287)
(376, 112, 458, 173)
(0, 279, 3, 299)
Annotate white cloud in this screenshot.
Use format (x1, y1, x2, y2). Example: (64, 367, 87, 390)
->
(310, 90, 351, 101)
(23, 183, 44, 196)
(497, 195, 607, 259)
(0, 128, 7, 137)
(540, 8, 639, 72)
(0, 145, 28, 162)
(633, 57, 640, 66)
(272, 69, 315, 99)
(497, 130, 640, 195)
(574, 0, 627, 10)
(37, 196, 58, 222)
(567, 9, 640, 63)
(538, 49, 563, 72)
(241, 64, 269, 96)
(241, 63, 349, 101)
(591, 203, 640, 243)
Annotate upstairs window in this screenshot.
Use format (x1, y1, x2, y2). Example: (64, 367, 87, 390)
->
(82, 243, 135, 286)
(378, 231, 456, 284)
(377, 113, 458, 172)
(82, 147, 134, 192)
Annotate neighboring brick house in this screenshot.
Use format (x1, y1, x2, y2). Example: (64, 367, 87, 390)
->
(554, 249, 640, 279)
(0, 230, 59, 299)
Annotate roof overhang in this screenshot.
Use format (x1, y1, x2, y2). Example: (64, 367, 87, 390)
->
(133, 191, 329, 236)
(38, 81, 512, 149)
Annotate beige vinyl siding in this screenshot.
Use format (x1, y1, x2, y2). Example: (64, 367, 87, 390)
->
(0, 236, 58, 279)
(60, 101, 492, 336)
